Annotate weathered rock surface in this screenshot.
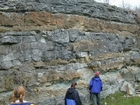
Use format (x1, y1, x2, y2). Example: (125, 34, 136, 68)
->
(0, 0, 140, 105)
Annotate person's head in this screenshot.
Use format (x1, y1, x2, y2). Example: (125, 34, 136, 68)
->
(12, 86, 26, 103)
(95, 71, 100, 76)
(71, 82, 77, 89)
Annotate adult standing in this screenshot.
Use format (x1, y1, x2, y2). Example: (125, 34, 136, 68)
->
(65, 82, 83, 105)
(88, 71, 103, 105)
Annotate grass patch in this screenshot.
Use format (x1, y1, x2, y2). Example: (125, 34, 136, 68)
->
(101, 92, 140, 105)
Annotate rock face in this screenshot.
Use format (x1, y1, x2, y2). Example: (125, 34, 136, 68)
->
(0, 0, 140, 105)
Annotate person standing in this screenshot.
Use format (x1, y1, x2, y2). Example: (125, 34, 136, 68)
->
(88, 71, 103, 105)
(65, 82, 83, 105)
(9, 86, 35, 105)
(11, 86, 26, 103)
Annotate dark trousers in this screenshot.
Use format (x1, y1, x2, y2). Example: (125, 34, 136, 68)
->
(91, 93, 101, 105)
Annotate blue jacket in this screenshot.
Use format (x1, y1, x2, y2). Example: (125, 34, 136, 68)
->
(10, 102, 35, 105)
(89, 76, 103, 94)
(65, 88, 83, 105)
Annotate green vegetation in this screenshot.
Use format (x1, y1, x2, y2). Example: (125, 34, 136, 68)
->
(102, 92, 140, 105)
(91, 92, 140, 105)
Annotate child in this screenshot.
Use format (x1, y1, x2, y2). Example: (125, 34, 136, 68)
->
(10, 86, 35, 105)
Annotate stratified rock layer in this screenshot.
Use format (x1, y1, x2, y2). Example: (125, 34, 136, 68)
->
(0, 0, 140, 105)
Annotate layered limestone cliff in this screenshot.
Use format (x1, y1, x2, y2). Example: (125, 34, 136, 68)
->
(0, 0, 140, 105)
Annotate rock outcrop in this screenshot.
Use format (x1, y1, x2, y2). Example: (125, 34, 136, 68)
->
(0, 0, 140, 105)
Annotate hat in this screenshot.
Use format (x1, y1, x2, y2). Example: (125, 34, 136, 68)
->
(95, 71, 100, 76)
